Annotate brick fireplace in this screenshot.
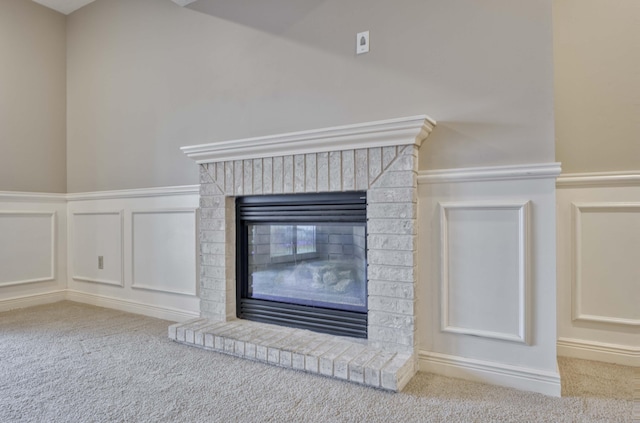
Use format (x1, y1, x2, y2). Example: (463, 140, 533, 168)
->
(169, 116, 435, 391)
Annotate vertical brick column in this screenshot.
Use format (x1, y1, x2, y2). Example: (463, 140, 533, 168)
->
(366, 145, 418, 355)
(199, 164, 235, 321)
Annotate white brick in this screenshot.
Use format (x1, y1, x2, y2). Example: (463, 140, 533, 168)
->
(245, 342, 256, 359)
(283, 155, 294, 193)
(204, 333, 214, 348)
(305, 341, 336, 373)
(368, 281, 414, 299)
(367, 234, 415, 251)
(272, 156, 283, 194)
(280, 350, 292, 368)
(319, 343, 351, 376)
(243, 160, 253, 195)
(294, 154, 305, 192)
(253, 159, 263, 195)
(368, 187, 416, 204)
(364, 352, 395, 387)
(234, 160, 243, 195)
(355, 149, 368, 190)
(382, 146, 397, 169)
(224, 162, 234, 195)
(317, 152, 329, 192)
(369, 297, 415, 315)
(348, 349, 378, 384)
(329, 151, 341, 191)
(369, 311, 414, 329)
(341, 150, 355, 191)
(367, 264, 415, 282)
(368, 147, 382, 184)
(381, 353, 414, 391)
(368, 250, 415, 266)
(200, 195, 225, 209)
(334, 345, 366, 380)
(267, 347, 280, 364)
(263, 157, 273, 194)
(373, 170, 415, 188)
(385, 150, 417, 172)
(305, 153, 317, 192)
(367, 219, 416, 235)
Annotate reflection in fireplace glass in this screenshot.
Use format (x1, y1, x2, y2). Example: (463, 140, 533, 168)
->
(247, 223, 367, 313)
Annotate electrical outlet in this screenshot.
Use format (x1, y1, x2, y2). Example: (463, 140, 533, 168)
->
(356, 31, 369, 55)
(98, 256, 104, 269)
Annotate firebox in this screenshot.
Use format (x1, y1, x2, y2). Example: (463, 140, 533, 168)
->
(236, 192, 367, 338)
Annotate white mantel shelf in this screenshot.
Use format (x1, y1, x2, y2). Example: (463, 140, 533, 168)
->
(181, 115, 436, 164)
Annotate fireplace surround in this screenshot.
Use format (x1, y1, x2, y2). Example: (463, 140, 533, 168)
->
(170, 115, 435, 391)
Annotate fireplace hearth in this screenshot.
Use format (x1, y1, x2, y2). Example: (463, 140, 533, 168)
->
(236, 192, 368, 338)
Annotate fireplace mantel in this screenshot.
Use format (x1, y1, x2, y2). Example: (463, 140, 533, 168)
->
(181, 115, 435, 164)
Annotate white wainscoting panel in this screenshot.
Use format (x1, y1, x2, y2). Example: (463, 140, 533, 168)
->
(572, 203, 640, 327)
(71, 211, 124, 286)
(557, 172, 640, 365)
(439, 201, 530, 344)
(0, 193, 67, 310)
(417, 163, 560, 396)
(0, 211, 56, 287)
(131, 209, 197, 296)
(66, 186, 200, 321)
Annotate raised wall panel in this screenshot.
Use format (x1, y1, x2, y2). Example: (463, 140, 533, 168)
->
(572, 203, 640, 327)
(131, 209, 197, 296)
(440, 201, 530, 344)
(71, 211, 124, 286)
(0, 211, 55, 286)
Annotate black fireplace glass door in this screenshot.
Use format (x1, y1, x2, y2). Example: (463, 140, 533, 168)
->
(247, 222, 367, 313)
(236, 192, 368, 338)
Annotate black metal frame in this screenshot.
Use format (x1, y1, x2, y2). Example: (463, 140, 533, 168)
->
(236, 192, 368, 338)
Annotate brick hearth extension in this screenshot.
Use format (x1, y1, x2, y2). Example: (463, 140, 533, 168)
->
(169, 319, 413, 390)
(173, 115, 435, 391)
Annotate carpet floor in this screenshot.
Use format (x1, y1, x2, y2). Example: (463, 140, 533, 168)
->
(0, 301, 635, 422)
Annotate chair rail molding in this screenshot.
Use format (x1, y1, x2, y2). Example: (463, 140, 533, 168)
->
(418, 163, 561, 184)
(557, 171, 640, 188)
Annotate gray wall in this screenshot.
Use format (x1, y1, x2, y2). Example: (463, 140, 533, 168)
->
(66, 0, 555, 192)
(554, 0, 640, 173)
(0, 0, 66, 193)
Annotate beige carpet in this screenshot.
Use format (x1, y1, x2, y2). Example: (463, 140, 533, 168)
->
(0, 301, 635, 422)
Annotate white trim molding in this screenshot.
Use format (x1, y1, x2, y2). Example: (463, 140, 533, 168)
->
(439, 201, 531, 344)
(0, 191, 67, 203)
(572, 202, 640, 327)
(557, 171, 640, 188)
(418, 163, 561, 184)
(0, 291, 66, 313)
(67, 185, 199, 201)
(181, 115, 436, 164)
(557, 338, 639, 367)
(70, 210, 125, 287)
(66, 290, 199, 322)
(0, 211, 57, 287)
(419, 351, 561, 397)
(130, 208, 199, 296)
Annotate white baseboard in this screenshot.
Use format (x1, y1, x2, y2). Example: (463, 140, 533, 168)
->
(0, 290, 66, 312)
(557, 338, 639, 367)
(419, 351, 561, 397)
(65, 290, 199, 322)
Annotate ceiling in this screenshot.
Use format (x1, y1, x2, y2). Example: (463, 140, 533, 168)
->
(32, 0, 198, 15)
